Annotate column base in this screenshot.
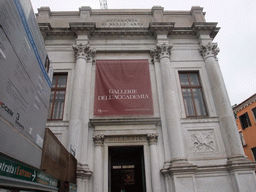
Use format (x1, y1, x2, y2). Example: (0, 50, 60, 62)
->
(227, 156, 256, 170)
(77, 164, 93, 192)
(161, 160, 197, 192)
(77, 163, 93, 179)
(162, 159, 197, 175)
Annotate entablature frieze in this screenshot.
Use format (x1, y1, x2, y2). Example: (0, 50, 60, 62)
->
(105, 135, 147, 143)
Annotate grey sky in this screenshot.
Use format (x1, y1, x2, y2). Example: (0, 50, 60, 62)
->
(31, 0, 256, 105)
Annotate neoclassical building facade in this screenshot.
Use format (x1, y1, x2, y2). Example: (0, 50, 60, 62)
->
(36, 6, 256, 192)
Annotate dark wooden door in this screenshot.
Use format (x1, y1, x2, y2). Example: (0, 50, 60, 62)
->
(109, 146, 146, 192)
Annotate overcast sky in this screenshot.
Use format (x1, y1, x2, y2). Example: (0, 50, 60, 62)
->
(30, 0, 256, 105)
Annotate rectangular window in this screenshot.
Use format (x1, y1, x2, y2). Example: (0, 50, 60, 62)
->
(239, 131, 246, 147)
(252, 107, 256, 121)
(179, 72, 207, 117)
(239, 112, 251, 129)
(251, 147, 256, 161)
(48, 73, 67, 120)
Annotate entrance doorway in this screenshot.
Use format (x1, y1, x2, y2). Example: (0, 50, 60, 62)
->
(109, 146, 146, 192)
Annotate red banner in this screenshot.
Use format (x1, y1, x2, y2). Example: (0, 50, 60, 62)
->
(94, 60, 153, 116)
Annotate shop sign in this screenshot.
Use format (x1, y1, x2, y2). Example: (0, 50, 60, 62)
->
(0, 155, 58, 188)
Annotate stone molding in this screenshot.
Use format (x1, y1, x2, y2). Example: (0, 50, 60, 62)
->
(93, 134, 105, 145)
(149, 22, 175, 33)
(199, 42, 219, 59)
(46, 121, 69, 127)
(227, 156, 256, 171)
(38, 22, 219, 38)
(89, 117, 161, 127)
(180, 117, 219, 124)
(192, 22, 220, 39)
(161, 161, 197, 175)
(151, 43, 173, 60)
(161, 157, 256, 176)
(72, 44, 96, 60)
(70, 22, 96, 32)
(77, 164, 93, 179)
(147, 133, 159, 145)
(233, 93, 256, 113)
(105, 135, 147, 143)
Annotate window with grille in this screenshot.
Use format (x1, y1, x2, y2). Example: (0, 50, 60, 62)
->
(48, 73, 67, 120)
(239, 112, 251, 129)
(179, 72, 207, 117)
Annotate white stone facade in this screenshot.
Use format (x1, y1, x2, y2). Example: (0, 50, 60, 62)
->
(37, 6, 256, 192)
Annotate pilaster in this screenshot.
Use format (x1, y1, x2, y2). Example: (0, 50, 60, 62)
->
(68, 44, 95, 160)
(77, 164, 92, 192)
(151, 42, 187, 164)
(198, 37, 256, 192)
(93, 134, 104, 192)
(198, 41, 245, 159)
(147, 133, 162, 192)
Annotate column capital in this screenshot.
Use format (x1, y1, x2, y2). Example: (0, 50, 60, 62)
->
(86, 48, 96, 61)
(147, 133, 159, 145)
(73, 43, 89, 59)
(199, 42, 219, 60)
(151, 43, 173, 61)
(73, 43, 96, 60)
(93, 134, 105, 145)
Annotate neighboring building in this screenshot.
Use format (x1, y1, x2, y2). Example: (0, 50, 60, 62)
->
(233, 93, 256, 162)
(36, 6, 256, 192)
(0, 0, 57, 191)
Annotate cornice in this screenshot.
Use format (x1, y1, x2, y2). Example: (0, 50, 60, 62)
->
(47, 29, 76, 36)
(38, 23, 52, 33)
(171, 27, 195, 36)
(192, 22, 220, 39)
(38, 23, 76, 36)
(69, 22, 96, 32)
(89, 117, 161, 127)
(149, 22, 175, 33)
(38, 22, 219, 38)
(233, 93, 256, 113)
